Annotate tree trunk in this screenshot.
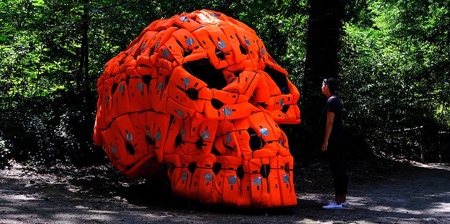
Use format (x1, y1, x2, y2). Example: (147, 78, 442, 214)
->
(301, 0, 346, 151)
(83, 0, 90, 108)
(72, 0, 96, 165)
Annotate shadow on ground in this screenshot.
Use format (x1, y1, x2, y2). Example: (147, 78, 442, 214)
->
(0, 158, 449, 223)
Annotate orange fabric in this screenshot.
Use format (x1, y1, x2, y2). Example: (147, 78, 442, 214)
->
(173, 13, 203, 32)
(215, 132, 241, 157)
(160, 37, 182, 63)
(136, 55, 154, 70)
(218, 25, 249, 65)
(162, 116, 183, 155)
(93, 9, 301, 208)
(126, 30, 158, 58)
(210, 88, 249, 105)
(103, 52, 125, 78)
(210, 167, 224, 204)
(232, 111, 281, 160)
(195, 154, 217, 203)
(214, 120, 242, 157)
(111, 80, 134, 116)
(170, 154, 207, 199)
(265, 104, 301, 124)
(119, 56, 136, 74)
(138, 111, 171, 162)
(287, 79, 301, 103)
(277, 155, 297, 206)
(100, 114, 156, 178)
(166, 66, 209, 113)
(100, 77, 114, 126)
(126, 75, 152, 111)
(222, 70, 269, 101)
(243, 159, 270, 208)
(259, 71, 282, 96)
(191, 27, 230, 69)
(122, 154, 163, 179)
(218, 156, 242, 206)
(150, 73, 170, 113)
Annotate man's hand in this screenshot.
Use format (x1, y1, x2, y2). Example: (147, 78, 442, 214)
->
(321, 141, 328, 152)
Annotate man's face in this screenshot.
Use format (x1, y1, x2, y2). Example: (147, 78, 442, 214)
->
(322, 82, 328, 95)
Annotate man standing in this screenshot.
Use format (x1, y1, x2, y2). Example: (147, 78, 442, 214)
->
(320, 77, 348, 209)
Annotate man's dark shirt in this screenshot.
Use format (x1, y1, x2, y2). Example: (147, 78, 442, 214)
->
(321, 96, 343, 149)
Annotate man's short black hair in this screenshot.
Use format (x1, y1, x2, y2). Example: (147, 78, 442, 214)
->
(324, 77, 339, 94)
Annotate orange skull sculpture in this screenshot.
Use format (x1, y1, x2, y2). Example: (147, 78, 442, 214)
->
(93, 9, 301, 208)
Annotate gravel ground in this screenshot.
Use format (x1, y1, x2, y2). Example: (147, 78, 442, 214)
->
(0, 159, 449, 224)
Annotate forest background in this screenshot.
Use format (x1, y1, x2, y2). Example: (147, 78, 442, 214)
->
(0, 0, 449, 170)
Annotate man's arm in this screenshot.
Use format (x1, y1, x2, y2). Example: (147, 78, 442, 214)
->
(321, 111, 335, 152)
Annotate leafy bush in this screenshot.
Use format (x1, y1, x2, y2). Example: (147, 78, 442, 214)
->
(0, 91, 104, 167)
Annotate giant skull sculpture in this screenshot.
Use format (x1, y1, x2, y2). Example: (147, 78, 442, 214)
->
(93, 9, 301, 208)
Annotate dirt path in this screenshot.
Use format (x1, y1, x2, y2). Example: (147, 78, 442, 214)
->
(0, 161, 449, 224)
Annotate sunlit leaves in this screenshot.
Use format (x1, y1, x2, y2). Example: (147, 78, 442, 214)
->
(32, 0, 46, 7)
(341, 0, 450, 161)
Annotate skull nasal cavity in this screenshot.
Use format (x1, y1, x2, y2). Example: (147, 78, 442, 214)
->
(248, 128, 264, 151)
(211, 98, 224, 109)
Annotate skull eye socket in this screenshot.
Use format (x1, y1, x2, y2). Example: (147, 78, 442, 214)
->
(264, 65, 289, 94)
(183, 59, 228, 89)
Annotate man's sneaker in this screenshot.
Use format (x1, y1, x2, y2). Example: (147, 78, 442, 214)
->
(322, 202, 343, 209)
(341, 201, 349, 207)
(328, 201, 349, 207)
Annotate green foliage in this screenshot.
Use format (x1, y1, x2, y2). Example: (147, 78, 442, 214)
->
(0, 0, 74, 100)
(0, 92, 104, 166)
(233, 0, 309, 81)
(340, 0, 450, 162)
(0, 0, 309, 167)
(0, 0, 95, 166)
(1, 0, 448, 168)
